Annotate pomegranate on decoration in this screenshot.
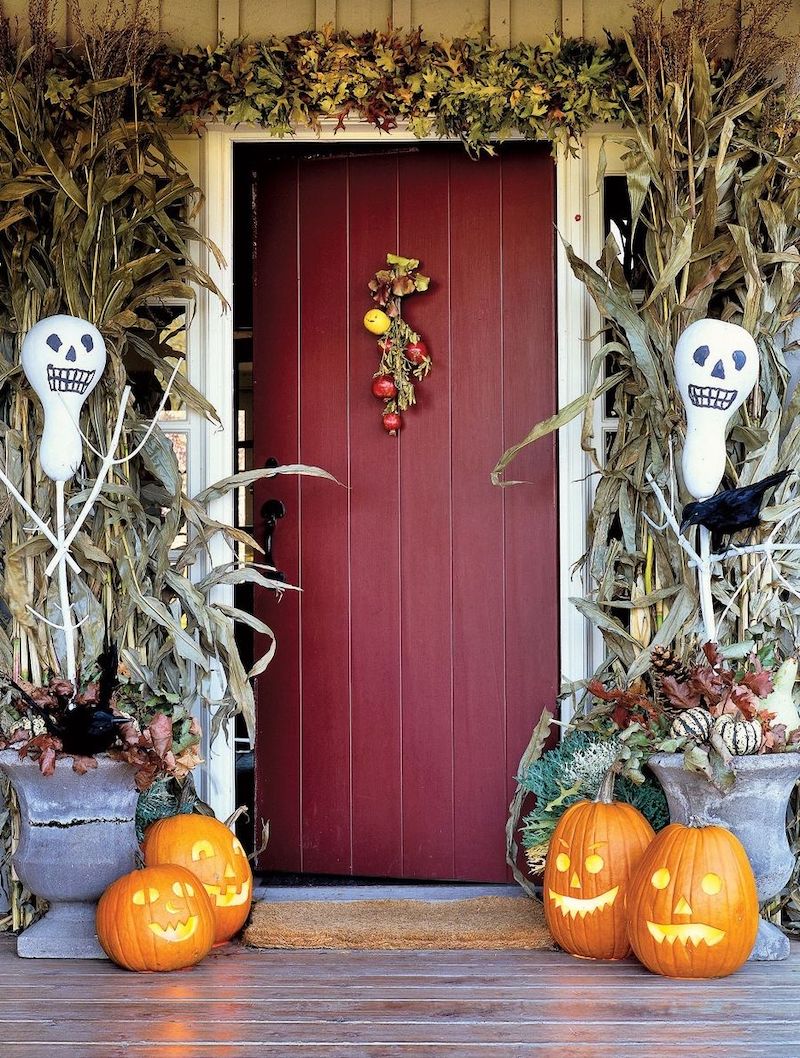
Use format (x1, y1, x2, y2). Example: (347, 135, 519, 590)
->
(372, 375, 398, 399)
(406, 340, 429, 366)
(383, 412, 402, 433)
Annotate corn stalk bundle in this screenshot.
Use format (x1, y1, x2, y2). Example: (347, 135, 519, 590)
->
(0, 2, 326, 927)
(496, 0, 800, 929)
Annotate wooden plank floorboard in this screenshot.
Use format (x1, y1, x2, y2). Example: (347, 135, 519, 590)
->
(0, 936, 797, 1055)
(0, 997, 795, 1020)
(3, 1049, 799, 1058)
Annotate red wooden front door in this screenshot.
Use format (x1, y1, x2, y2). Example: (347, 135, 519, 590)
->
(252, 143, 558, 882)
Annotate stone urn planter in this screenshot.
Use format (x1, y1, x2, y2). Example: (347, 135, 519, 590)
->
(0, 750, 138, 959)
(649, 752, 800, 962)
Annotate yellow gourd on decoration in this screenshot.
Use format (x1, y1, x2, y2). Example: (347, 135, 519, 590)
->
(363, 308, 391, 335)
(626, 823, 758, 978)
(96, 864, 216, 972)
(143, 815, 253, 944)
(543, 769, 655, 960)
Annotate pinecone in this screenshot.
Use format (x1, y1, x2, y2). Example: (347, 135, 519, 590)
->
(649, 645, 690, 685)
(649, 645, 691, 715)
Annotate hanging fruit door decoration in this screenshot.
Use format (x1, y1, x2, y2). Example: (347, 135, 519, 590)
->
(363, 253, 431, 434)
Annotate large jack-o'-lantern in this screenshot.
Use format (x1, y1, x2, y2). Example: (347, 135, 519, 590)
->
(543, 770, 655, 960)
(96, 864, 216, 972)
(626, 823, 758, 978)
(143, 815, 253, 944)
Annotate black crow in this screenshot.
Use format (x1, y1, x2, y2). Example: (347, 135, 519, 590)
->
(680, 470, 792, 552)
(3, 663, 132, 757)
(45, 703, 132, 756)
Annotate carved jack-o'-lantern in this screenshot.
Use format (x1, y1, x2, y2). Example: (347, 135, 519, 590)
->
(543, 771, 656, 960)
(143, 815, 253, 943)
(626, 823, 759, 978)
(96, 864, 216, 972)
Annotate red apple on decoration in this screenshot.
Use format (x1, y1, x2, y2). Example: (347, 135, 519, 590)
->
(383, 412, 402, 433)
(372, 375, 398, 399)
(406, 340, 429, 365)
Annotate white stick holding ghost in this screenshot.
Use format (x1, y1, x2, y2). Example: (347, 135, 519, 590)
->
(3, 314, 178, 685)
(644, 320, 761, 642)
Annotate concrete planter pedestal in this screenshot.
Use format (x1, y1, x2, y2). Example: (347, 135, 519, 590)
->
(648, 752, 800, 961)
(0, 750, 138, 959)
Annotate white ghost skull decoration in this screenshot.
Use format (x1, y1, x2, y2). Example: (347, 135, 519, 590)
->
(21, 314, 106, 481)
(675, 319, 759, 500)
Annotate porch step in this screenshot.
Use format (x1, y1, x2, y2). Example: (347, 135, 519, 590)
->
(254, 884, 525, 903)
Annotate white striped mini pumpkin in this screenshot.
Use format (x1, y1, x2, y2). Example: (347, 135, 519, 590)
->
(670, 707, 713, 744)
(713, 714, 763, 755)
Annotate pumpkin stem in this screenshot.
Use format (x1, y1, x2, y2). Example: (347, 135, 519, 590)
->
(595, 765, 620, 804)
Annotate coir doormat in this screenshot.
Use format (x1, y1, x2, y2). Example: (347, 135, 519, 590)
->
(243, 895, 554, 950)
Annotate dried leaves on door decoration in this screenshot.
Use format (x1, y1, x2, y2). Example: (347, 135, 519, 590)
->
(364, 254, 431, 434)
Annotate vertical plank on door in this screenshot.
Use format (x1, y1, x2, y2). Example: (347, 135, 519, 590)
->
(348, 155, 403, 878)
(298, 159, 353, 874)
(449, 152, 507, 882)
(397, 149, 455, 880)
(253, 160, 303, 871)
(500, 146, 559, 818)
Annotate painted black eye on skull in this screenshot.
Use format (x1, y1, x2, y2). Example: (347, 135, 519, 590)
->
(46, 334, 62, 352)
(81, 334, 94, 353)
(733, 349, 746, 371)
(693, 345, 710, 366)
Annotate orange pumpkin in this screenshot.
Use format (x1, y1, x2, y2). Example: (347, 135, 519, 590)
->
(96, 864, 215, 972)
(543, 771, 655, 960)
(143, 815, 253, 944)
(626, 823, 758, 978)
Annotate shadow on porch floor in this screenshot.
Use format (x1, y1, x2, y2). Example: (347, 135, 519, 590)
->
(1, 932, 798, 1056)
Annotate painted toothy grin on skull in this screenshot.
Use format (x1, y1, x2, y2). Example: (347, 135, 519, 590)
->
(47, 364, 96, 395)
(688, 383, 737, 411)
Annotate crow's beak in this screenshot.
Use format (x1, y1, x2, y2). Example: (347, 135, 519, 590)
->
(112, 714, 134, 725)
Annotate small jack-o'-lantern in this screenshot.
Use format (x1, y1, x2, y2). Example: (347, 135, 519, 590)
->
(143, 815, 253, 943)
(96, 864, 216, 972)
(626, 823, 758, 978)
(543, 770, 655, 960)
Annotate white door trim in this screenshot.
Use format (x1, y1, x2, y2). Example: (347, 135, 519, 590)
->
(193, 122, 601, 817)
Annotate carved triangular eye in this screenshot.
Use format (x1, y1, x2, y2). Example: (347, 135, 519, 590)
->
(732, 349, 746, 371)
(693, 345, 710, 366)
(46, 334, 61, 352)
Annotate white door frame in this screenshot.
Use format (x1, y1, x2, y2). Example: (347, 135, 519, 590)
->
(190, 122, 609, 819)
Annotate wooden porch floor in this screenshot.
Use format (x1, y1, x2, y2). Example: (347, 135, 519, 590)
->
(1, 932, 798, 1056)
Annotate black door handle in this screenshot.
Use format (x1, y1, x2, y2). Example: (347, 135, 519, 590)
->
(262, 458, 286, 586)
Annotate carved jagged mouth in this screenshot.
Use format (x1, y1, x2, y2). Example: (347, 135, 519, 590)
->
(646, 921, 725, 947)
(47, 364, 95, 394)
(148, 916, 199, 943)
(548, 887, 619, 919)
(203, 878, 250, 908)
(688, 384, 737, 410)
